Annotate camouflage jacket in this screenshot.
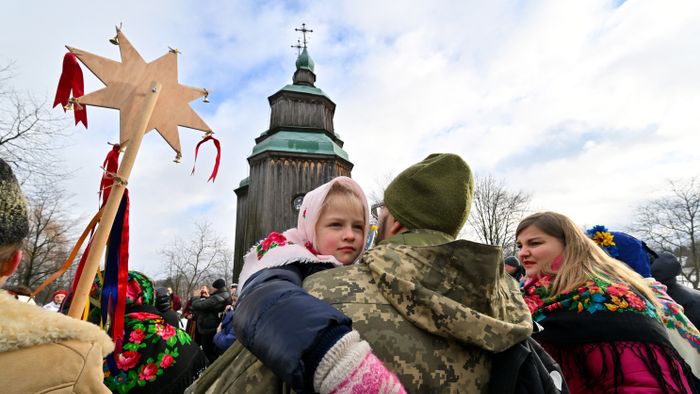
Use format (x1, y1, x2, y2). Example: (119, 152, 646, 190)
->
(185, 230, 532, 394)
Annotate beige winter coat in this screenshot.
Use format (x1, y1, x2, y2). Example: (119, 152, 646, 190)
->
(0, 291, 114, 393)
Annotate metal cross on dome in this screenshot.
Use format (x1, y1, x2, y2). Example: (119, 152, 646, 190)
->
(291, 38, 303, 56)
(295, 23, 313, 48)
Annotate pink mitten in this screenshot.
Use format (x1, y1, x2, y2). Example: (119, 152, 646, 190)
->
(314, 330, 406, 394)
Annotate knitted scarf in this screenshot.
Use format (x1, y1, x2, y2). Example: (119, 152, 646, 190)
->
(522, 274, 693, 394)
(238, 176, 369, 291)
(95, 271, 208, 394)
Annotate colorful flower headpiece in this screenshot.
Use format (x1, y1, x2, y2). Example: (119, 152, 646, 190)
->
(586, 225, 619, 257)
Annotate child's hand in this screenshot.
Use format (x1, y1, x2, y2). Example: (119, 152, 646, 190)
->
(314, 331, 405, 394)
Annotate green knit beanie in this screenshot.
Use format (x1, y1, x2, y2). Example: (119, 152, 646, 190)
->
(0, 158, 29, 245)
(384, 153, 473, 237)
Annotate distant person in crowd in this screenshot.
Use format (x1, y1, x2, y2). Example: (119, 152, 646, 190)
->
(653, 252, 700, 329)
(156, 286, 181, 328)
(43, 289, 68, 312)
(504, 255, 525, 281)
(588, 225, 700, 381)
(229, 283, 237, 297)
(0, 157, 114, 393)
(213, 294, 239, 354)
(168, 286, 182, 312)
(191, 155, 533, 393)
(5, 284, 36, 304)
(518, 212, 696, 393)
(182, 287, 205, 344)
(92, 271, 208, 393)
(191, 278, 232, 363)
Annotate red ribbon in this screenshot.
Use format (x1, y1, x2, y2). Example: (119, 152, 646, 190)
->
(53, 52, 87, 128)
(100, 144, 121, 206)
(191, 134, 221, 182)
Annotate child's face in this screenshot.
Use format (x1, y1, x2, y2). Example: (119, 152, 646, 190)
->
(315, 195, 365, 265)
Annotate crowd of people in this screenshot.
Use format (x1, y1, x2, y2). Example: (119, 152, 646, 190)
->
(3, 153, 700, 393)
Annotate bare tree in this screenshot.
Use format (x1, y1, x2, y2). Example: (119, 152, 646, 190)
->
(366, 171, 394, 207)
(632, 178, 700, 288)
(0, 63, 70, 184)
(464, 175, 531, 256)
(5, 183, 77, 303)
(160, 221, 233, 299)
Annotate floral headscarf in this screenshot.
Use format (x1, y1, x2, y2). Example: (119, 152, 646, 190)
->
(93, 271, 208, 393)
(238, 176, 369, 291)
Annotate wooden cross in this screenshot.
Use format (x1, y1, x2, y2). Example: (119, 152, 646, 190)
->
(291, 38, 303, 56)
(295, 23, 313, 48)
(66, 27, 212, 318)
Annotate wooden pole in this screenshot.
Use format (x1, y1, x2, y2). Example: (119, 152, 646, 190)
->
(68, 81, 162, 318)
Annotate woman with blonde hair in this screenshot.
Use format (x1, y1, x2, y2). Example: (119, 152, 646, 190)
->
(516, 211, 696, 393)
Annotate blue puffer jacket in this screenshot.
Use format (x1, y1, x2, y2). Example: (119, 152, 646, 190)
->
(233, 263, 352, 393)
(213, 309, 236, 352)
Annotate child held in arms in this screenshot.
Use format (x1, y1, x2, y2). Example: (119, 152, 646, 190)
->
(235, 176, 405, 394)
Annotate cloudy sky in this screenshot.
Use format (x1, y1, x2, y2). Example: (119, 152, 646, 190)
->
(3, 1, 699, 278)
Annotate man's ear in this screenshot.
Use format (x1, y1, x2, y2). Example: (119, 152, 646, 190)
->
(387, 219, 407, 237)
(0, 249, 22, 277)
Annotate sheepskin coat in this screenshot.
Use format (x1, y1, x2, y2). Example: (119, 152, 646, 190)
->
(0, 291, 114, 393)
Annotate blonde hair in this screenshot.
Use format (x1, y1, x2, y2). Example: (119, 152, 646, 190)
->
(319, 183, 367, 228)
(516, 211, 662, 311)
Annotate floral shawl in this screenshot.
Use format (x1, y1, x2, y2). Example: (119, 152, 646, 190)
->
(96, 271, 208, 394)
(522, 273, 693, 393)
(238, 176, 369, 291)
(522, 274, 658, 323)
(649, 279, 700, 378)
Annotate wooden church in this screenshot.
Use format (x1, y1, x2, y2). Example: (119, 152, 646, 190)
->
(233, 27, 354, 282)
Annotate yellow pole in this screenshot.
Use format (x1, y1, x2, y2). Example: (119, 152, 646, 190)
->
(68, 81, 162, 318)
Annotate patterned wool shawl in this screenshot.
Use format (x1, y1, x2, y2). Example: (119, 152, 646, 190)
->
(238, 176, 369, 292)
(649, 279, 700, 353)
(522, 273, 693, 393)
(522, 274, 659, 325)
(95, 271, 208, 394)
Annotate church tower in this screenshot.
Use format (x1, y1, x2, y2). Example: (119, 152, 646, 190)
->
(233, 25, 353, 282)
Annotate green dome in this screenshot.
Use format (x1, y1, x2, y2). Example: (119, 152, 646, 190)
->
(295, 48, 315, 72)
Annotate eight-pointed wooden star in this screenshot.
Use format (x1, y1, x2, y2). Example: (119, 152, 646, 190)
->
(68, 28, 211, 156)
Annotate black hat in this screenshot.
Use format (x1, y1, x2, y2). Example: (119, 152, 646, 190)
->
(212, 278, 226, 289)
(504, 256, 521, 268)
(155, 287, 171, 312)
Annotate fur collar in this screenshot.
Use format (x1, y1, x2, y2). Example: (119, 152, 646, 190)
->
(0, 291, 114, 355)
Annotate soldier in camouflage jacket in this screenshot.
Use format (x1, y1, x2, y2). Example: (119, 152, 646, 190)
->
(186, 153, 533, 394)
(304, 228, 533, 392)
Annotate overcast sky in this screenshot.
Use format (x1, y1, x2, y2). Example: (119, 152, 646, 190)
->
(3, 1, 699, 279)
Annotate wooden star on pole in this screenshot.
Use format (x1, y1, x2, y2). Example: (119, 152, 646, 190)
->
(68, 27, 211, 156)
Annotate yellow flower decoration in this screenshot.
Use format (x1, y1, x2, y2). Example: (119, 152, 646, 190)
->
(593, 231, 616, 247)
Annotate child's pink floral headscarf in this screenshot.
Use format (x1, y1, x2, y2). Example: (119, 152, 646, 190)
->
(238, 176, 369, 291)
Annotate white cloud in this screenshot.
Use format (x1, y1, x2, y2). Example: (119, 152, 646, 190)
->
(4, 0, 700, 278)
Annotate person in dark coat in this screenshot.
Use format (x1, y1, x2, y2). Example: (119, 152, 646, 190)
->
(213, 295, 238, 354)
(504, 255, 525, 281)
(155, 287, 181, 328)
(191, 278, 232, 363)
(652, 252, 700, 328)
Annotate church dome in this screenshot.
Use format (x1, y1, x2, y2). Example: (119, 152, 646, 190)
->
(295, 48, 315, 72)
